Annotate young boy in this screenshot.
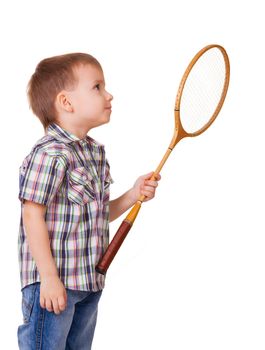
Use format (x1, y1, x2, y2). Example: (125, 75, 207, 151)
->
(17, 53, 160, 349)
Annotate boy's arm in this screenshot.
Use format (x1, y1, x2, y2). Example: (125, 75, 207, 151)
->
(109, 188, 135, 223)
(23, 200, 67, 315)
(109, 172, 161, 222)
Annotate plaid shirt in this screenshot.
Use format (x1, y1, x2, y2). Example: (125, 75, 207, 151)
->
(18, 123, 113, 291)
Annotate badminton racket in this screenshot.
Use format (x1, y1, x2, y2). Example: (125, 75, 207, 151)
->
(96, 44, 230, 275)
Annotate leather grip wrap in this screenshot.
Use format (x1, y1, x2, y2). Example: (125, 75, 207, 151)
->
(96, 220, 132, 275)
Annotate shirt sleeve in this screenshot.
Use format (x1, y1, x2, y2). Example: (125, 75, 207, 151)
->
(19, 148, 66, 206)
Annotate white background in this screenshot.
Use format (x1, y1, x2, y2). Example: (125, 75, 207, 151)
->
(0, 0, 264, 349)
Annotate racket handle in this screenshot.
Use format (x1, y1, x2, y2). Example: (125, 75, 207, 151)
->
(96, 220, 132, 274)
(96, 201, 142, 275)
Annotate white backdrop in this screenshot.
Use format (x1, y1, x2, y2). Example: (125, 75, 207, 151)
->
(0, 1, 264, 349)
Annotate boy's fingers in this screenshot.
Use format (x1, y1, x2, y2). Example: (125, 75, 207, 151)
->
(40, 296, 45, 309)
(141, 189, 155, 198)
(58, 295, 67, 312)
(144, 180, 158, 187)
(45, 299, 53, 312)
(52, 299, 60, 315)
(142, 185, 156, 193)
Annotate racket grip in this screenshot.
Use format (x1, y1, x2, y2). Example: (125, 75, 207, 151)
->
(96, 220, 132, 275)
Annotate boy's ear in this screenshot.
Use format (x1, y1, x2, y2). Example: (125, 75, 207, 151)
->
(56, 91, 74, 113)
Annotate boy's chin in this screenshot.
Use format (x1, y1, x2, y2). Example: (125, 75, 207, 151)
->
(85, 114, 110, 128)
(101, 114, 111, 124)
(94, 117, 110, 128)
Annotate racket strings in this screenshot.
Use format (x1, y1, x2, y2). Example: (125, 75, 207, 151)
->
(180, 48, 227, 134)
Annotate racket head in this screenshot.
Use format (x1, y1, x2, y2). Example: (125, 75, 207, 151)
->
(174, 44, 230, 143)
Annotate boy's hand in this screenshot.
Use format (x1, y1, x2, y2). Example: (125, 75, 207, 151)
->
(40, 276, 67, 315)
(130, 172, 161, 203)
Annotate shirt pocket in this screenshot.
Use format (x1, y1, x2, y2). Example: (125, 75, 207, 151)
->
(67, 166, 95, 205)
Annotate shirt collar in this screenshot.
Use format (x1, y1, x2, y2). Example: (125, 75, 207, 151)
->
(47, 123, 104, 147)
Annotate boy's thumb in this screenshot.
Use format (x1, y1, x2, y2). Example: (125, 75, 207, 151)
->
(142, 171, 155, 180)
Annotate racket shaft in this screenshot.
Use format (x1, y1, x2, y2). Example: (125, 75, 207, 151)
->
(154, 148, 172, 175)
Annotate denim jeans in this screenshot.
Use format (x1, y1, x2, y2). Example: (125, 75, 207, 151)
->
(17, 282, 102, 350)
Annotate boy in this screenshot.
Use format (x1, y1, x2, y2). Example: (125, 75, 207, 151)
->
(17, 53, 160, 349)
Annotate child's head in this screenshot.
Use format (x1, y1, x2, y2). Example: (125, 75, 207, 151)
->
(27, 53, 113, 131)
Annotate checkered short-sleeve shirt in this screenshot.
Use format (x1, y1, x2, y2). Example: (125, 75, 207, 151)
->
(18, 123, 113, 291)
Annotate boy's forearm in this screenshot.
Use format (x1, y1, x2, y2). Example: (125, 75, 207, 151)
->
(109, 188, 136, 222)
(23, 203, 58, 279)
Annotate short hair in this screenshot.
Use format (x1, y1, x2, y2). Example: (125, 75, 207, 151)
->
(27, 53, 102, 130)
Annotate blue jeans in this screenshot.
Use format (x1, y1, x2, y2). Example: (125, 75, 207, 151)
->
(17, 283, 102, 350)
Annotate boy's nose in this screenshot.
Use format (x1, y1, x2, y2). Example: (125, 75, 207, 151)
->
(106, 91, 113, 101)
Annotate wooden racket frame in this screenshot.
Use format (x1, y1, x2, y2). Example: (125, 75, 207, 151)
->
(96, 44, 230, 275)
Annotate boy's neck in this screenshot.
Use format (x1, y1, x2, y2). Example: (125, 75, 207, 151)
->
(55, 121, 90, 140)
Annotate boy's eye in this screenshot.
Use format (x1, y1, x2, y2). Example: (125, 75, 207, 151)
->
(95, 84, 100, 90)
